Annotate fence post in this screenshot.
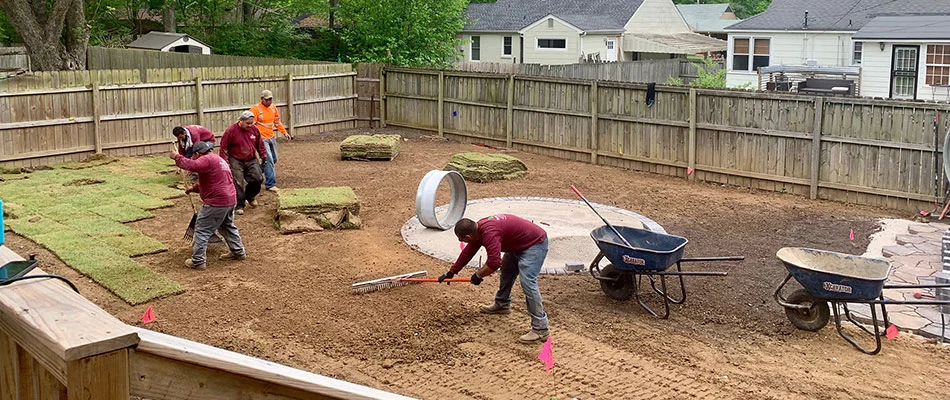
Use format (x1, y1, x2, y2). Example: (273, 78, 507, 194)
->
(810, 97, 824, 199)
(66, 349, 130, 400)
(688, 88, 697, 181)
(379, 69, 387, 128)
(438, 71, 444, 137)
(286, 74, 295, 137)
(91, 81, 102, 154)
(506, 75, 514, 148)
(590, 81, 598, 164)
(195, 75, 204, 127)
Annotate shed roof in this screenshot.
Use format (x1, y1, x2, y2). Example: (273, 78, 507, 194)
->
(464, 0, 644, 32)
(853, 15, 950, 40)
(128, 32, 209, 50)
(676, 4, 740, 33)
(728, 0, 950, 32)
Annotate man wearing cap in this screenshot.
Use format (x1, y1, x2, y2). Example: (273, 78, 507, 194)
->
(220, 111, 267, 215)
(169, 141, 247, 270)
(172, 125, 215, 158)
(250, 89, 292, 192)
(438, 214, 551, 344)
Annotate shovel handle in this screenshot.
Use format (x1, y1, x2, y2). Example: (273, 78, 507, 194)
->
(400, 278, 472, 283)
(570, 185, 633, 248)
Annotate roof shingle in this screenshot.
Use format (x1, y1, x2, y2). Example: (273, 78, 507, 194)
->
(728, 0, 950, 32)
(464, 0, 645, 32)
(676, 4, 740, 33)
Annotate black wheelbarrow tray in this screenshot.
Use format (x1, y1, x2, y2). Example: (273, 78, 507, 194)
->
(588, 225, 743, 319)
(774, 247, 950, 355)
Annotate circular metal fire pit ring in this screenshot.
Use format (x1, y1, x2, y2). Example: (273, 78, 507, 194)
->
(415, 170, 468, 230)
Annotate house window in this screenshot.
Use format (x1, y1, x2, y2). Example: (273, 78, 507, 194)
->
(471, 36, 480, 61)
(853, 42, 863, 65)
(927, 45, 950, 86)
(732, 37, 770, 72)
(503, 36, 512, 56)
(538, 38, 567, 49)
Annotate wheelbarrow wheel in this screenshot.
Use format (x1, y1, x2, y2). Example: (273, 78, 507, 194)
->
(599, 264, 634, 301)
(784, 289, 830, 332)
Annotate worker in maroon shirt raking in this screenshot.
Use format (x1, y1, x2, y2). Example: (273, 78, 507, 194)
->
(220, 111, 267, 215)
(439, 214, 551, 343)
(171, 125, 215, 158)
(170, 141, 247, 271)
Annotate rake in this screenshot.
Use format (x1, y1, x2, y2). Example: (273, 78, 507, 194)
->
(351, 270, 472, 294)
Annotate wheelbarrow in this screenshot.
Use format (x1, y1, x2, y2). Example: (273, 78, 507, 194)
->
(588, 225, 744, 319)
(774, 247, 950, 355)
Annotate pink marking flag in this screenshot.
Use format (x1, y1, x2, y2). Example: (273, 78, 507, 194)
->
(459, 241, 466, 250)
(141, 306, 156, 324)
(687, 167, 694, 175)
(849, 229, 855, 241)
(538, 337, 555, 373)
(885, 324, 899, 340)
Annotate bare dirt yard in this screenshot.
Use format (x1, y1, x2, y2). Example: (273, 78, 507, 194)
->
(7, 127, 950, 399)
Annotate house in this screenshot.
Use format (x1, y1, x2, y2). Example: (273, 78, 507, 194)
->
(676, 3, 741, 41)
(127, 32, 211, 55)
(460, 0, 726, 65)
(724, 0, 950, 101)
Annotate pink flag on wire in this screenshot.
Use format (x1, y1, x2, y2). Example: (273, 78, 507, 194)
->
(459, 242, 466, 250)
(885, 324, 899, 340)
(141, 306, 156, 324)
(687, 167, 694, 175)
(538, 337, 554, 373)
(849, 229, 855, 241)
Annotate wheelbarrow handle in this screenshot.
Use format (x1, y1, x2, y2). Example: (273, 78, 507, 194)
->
(680, 256, 745, 262)
(570, 185, 633, 248)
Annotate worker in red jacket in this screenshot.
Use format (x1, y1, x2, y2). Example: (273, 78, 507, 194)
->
(219, 111, 267, 215)
(439, 214, 551, 343)
(170, 141, 246, 271)
(172, 125, 215, 158)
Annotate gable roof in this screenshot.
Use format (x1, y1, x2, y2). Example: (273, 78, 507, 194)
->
(128, 32, 209, 50)
(464, 0, 645, 33)
(853, 15, 950, 40)
(728, 0, 950, 32)
(676, 4, 740, 33)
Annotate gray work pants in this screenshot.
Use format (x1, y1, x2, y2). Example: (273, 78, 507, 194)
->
(192, 204, 245, 265)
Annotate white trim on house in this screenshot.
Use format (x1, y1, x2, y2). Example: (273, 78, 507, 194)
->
(535, 37, 570, 51)
(519, 15, 584, 35)
(728, 35, 773, 73)
(501, 36, 514, 58)
(725, 30, 856, 34)
(851, 41, 863, 65)
(470, 35, 482, 62)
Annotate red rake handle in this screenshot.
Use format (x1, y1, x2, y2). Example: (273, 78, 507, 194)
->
(570, 185, 633, 248)
(400, 278, 472, 283)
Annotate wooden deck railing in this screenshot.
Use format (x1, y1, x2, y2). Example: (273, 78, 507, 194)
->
(0, 246, 411, 400)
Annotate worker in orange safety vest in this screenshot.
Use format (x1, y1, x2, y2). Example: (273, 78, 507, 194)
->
(250, 89, 293, 191)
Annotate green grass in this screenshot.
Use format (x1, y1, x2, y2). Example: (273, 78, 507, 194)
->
(0, 156, 186, 304)
(279, 187, 359, 209)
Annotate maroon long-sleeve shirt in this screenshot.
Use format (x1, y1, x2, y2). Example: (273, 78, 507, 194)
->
(220, 122, 267, 161)
(449, 214, 547, 274)
(174, 153, 237, 207)
(176, 125, 216, 155)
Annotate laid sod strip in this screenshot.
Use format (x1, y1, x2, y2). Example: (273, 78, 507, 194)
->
(89, 202, 154, 223)
(0, 155, 185, 304)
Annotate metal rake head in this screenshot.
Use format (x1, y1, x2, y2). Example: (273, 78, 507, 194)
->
(351, 270, 427, 294)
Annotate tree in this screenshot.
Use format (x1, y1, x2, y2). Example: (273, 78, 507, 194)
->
(0, 0, 89, 70)
(672, 0, 771, 19)
(337, 0, 467, 66)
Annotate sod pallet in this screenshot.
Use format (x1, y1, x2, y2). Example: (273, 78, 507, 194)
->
(444, 152, 527, 183)
(340, 134, 401, 160)
(277, 187, 362, 233)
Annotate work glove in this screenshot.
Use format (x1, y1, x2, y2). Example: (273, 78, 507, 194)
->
(470, 273, 483, 286)
(438, 271, 455, 284)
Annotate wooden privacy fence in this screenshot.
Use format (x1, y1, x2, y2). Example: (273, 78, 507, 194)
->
(379, 67, 949, 211)
(454, 59, 685, 84)
(0, 63, 358, 167)
(0, 247, 410, 400)
(86, 46, 323, 71)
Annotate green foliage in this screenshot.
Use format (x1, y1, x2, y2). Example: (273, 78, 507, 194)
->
(337, 0, 467, 66)
(672, 0, 771, 19)
(666, 58, 726, 88)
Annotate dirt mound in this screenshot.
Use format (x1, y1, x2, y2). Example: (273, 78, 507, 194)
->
(444, 152, 527, 183)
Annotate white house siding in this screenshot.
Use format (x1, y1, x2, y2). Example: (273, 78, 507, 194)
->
(625, 0, 691, 34)
(726, 31, 853, 88)
(522, 18, 582, 65)
(458, 33, 522, 63)
(859, 41, 892, 98)
(581, 35, 621, 62)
